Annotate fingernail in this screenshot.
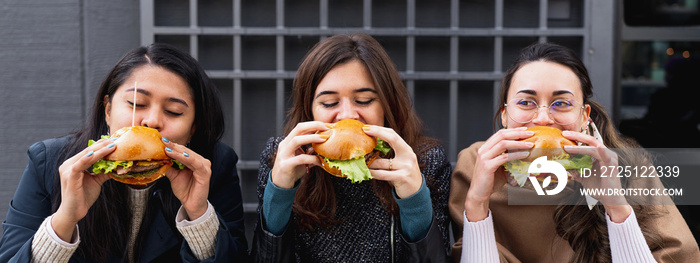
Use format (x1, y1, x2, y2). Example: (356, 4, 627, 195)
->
(525, 142, 534, 147)
(165, 147, 172, 152)
(517, 127, 528, 130)
(110, 137, 118, 141)
(362, 126, 370, 131)
(183, 152, 190, 157)
(325, 123, 333, 128)
(525, 131, 535, 135)
(162, 137, 169, 143)
(562, 131, 571, 135)
(318, 135, 329, 140)
(86, 151, 94, 157)
(107, 143, 115, 148)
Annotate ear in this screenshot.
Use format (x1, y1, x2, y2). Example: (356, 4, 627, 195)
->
(581, 104, 592, 128)
(188, 122, 197, 143)
(500, 108, 508, 128)
(104, 95, 111, 124)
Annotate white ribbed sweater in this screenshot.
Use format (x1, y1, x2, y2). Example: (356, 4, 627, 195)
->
(460, 207, 657, 263)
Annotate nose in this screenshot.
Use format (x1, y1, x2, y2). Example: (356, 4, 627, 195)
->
(140, 108, 163, 130)
(335, 99, 359, 121)
(531, 105, 554, 126)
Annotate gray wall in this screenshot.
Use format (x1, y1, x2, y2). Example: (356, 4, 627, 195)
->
(0, 0, 140, 230)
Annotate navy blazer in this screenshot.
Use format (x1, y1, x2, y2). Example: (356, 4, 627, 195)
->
(0, 136, 248, 262)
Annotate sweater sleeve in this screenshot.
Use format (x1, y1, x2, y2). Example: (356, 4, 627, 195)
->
(176, 201, 219, 261)
(394, 174, 433, 242)
(607, 207, 657, 262)
(460, 210, 500, 263)
(31, 215, 79, 263)
(262, 173, 299, 235)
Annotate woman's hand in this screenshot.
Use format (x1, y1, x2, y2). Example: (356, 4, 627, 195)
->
(53, 138, 115, 242)
(465, 127, 534, 222)
(562, 131, 631, 222)
(270, 121, 329, 189)
(162, 139, 214, 220)
(362, 125, 422, 199)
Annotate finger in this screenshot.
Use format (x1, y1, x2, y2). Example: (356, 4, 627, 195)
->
(481, 127, 533, 151)
(65, 138, 111, 164)
(287, 121, 330, 138)
(368, 158, 391, 170)
(287, 134, 328, 153)
(562, 130, 600, 147)
(162, 141, 209, 173)
(74, 140, 117, 173)
(90, 173, 112, 185)
(480, 140, 533, 161)
(563, 145, 599, 157)
(287, 154, 323, 168)
(368, 169, 397, 182)
(361, 125, 411, 153)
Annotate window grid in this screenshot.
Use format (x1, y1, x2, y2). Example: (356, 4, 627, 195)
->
(142, 0, 594, 213)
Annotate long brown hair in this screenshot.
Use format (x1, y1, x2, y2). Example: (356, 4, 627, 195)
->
(496, 42, 662, 262)
(281, 33, 436, 231)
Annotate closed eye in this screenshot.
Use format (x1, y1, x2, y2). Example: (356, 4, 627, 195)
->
(356, 98, 375, 105)
(127, 100, 145, 107)
(321, 102, 338, 108)
(166, 110, 183, 116)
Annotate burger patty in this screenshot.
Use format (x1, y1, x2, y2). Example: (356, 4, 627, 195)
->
(112, 167, 160, 179)
(114, 160, 170, 176)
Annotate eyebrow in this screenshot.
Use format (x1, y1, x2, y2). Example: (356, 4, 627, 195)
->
(515, 89, 574, 96)
(126, 87, 189, 107)
(314, 87, 378, 99)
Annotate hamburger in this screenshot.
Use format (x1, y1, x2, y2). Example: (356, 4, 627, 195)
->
(312, 119, 392, 183)
(90, 126, 182, 185)
(503, 126, 592, 187)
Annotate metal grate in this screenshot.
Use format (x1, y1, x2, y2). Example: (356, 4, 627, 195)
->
(141, 0, 612, 216)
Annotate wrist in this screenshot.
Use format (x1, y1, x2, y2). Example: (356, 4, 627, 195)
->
(184, 202, 208, 220)
(394, 175, 421, 199)
(51, 211, 78, 242)
(604, 204, 632, 223)
(464, 196, 489, 222)
(271, 170, 296, 189)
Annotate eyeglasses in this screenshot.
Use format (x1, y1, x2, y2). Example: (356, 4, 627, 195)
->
(504, 98, 585, 125)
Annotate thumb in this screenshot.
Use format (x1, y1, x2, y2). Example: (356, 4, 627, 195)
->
(95, 173, 112, 185)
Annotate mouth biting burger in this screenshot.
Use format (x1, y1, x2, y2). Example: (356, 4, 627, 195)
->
(504, 126, 592, 187)
(312, 119, 392, 183)
(90, 126, 180, 185)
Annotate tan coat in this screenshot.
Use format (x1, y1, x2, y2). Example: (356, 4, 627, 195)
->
(449, 141, 700, 262)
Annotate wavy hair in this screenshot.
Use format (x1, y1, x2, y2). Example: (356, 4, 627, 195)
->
(281, 33, 438, 231)
(496, 42, 662, 262)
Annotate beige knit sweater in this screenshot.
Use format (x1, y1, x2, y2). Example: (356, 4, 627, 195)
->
(30, 187, 219, 263)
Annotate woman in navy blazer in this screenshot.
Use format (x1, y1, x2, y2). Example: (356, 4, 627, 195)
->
(0, 43, 247, 262)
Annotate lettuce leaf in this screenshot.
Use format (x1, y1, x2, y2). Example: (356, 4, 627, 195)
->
(172, 159, 186, 170)
(503, 154, 593, 187)
(374, 138, 392, 155)
(325, 157, 373, 183)
(91, 160, 132, 174)
(87, 135, 111, 146)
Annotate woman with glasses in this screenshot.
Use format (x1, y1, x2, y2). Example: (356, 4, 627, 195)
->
(449, 42, 699, 262)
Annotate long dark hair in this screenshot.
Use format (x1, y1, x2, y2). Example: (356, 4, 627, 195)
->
(281, 33, 438, 231)
(51, 43, 224, 261)
(496, 42, 661, 262)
